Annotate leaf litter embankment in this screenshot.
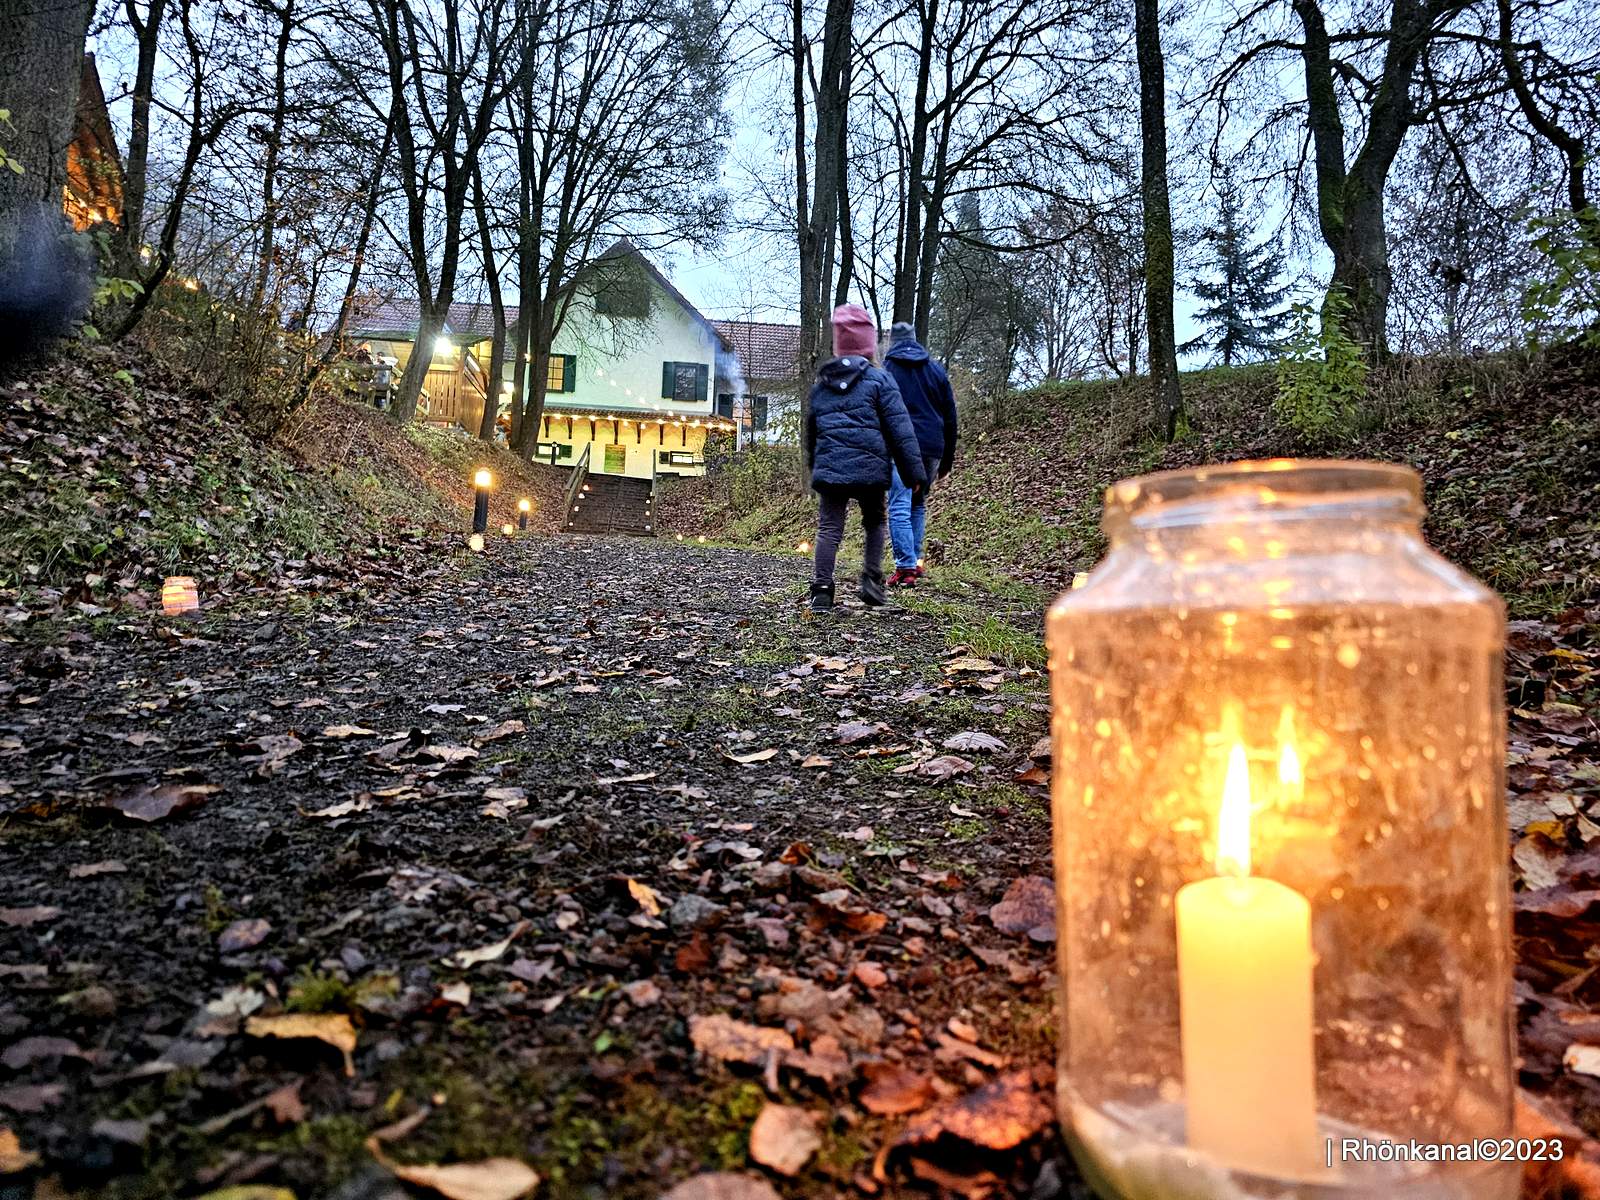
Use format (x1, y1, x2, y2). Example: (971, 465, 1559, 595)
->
(0, 535, 1071, 1199)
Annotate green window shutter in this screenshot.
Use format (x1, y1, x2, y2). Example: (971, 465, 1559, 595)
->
(695, 364, 709, 403)
(563, 354, 577, 392)
(662, 362, 676, 399)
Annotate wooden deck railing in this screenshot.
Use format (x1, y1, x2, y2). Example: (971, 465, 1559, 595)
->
(562, 442, 592, 529)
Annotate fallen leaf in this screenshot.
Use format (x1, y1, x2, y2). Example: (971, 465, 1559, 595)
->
(942, 731, 1006, 753)
(104, 782, 219, 822)
(944, 656, 1000, 674)
(598, 771, 657, 785)
(623, 979, 662, 1007)
(245, 1013, 357, 1076)
(476, 719, 527, 743)
(0, 1084, 64, 1114)
(724, 748, 778, 765)
(0, 1128, 40, 1174)
(918, 754, 974, 781)
(0, 906, 60, 928)
(859, 1063, 936, 1115)
(628, 878, 664, 916)
(1564, 1044, 1600, 1077)
(68, 859, 127, 878)
(2, 1037, 84, 1070)
(748, 1103, 820, 1176)
(853, 961, 888, 989)
(835, 721, 888, 745)
(660, 1174, 782, 1200)
(440, 982, 472, 1007)
(304, 797, 372, 819)
(896, 1069, 1054, 1151)
(194, 1189, 297, 1200)
(799, 755, 832, 769)
(218, 918, 272, 954)
(380, 1156, 539, 1200)
(989, 876, 1056, 942)
(446, 921, 530, 969)
(689, 1013, 795, 1065)
(322, 724, 377, 739)
(237, 734, 304, 774)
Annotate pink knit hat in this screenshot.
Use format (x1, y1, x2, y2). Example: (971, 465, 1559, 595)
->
(831, 303, 877, 360)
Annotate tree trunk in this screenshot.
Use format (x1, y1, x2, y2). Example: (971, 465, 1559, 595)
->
(250, 0, 295, 313)
(472, 165, 507, 442)
(1134, 0, 1183, 440)
(0, 0, 94, 340)
(1294, 0, 1440, 356)
(118, 0, 167, 273)
(393, 307, 443, 424)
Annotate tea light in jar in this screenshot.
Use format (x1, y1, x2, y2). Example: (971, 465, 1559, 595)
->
(162, 576, 199, 615)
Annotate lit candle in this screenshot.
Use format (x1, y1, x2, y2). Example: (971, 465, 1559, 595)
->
(1175, 739, 1317, 1176)
(161, 576, 199, 616)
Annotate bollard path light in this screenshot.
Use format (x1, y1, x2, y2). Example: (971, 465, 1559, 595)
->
(472, 469, 492, 534)
(518, 498, 531, 531)
(1045, 460, 1514, 1200)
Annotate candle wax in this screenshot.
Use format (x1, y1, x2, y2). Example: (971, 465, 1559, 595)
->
(1176, 874, 1318, 1177)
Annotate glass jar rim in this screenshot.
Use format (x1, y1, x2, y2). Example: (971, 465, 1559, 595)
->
(1104, 459, 1424, 534)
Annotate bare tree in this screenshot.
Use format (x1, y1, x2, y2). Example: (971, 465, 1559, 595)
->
(1134, 0, 1181, 438)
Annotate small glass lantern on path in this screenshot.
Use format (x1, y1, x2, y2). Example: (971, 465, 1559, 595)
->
(1046, 460, 1514, 1200)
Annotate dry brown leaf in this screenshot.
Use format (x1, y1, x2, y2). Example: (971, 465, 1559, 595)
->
(896, 1070, 1053, 1152)
(859, 1064, 936, 1115)
(218, 918, 272, 954)
(445, 920, 530, 969)
(68, 859, 127, 878)
(835, 721, 887, 745)
(245, 1013, 357, 1077)
(659, 1174, 782, 1200)
(989, 876, 1056, 942)
(0, 1127, 40, 1174)
(918, 754, 974, 781)
(0, 906, 60, 928)
(475, 720, 527, 744)
(304, 796, 372, 819)
(747, 1104, 820, 1177)
(597, 771, 658, 785)
(627, 878, 664, 916)
(105, 782, 219, 822)
(322, 724, 377, 739)
(942, 731, 1006, 753)
(374, 1151, 538, 1200)
(724, 748, 778, 765)
(689, 1014, 794, 1065)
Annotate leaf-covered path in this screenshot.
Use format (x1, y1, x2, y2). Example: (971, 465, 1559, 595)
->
(1, 536, 1070, 1199)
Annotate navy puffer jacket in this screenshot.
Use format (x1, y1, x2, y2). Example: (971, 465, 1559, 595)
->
(805, 356, 926, 491)
(884, 338, 958, 476)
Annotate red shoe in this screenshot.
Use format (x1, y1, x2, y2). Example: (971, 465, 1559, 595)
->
(912, 565, 927, 580)
(888, 568, 918, 587)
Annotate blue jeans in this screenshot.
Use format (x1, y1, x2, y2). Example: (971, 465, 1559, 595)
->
(888, 456, 940, 570)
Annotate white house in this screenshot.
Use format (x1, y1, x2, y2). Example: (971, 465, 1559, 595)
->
(347, 239, 736, 480)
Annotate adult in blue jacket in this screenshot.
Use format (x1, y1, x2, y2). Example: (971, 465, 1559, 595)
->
(804, 304, 927, 612)
(882, 324, 958, 585)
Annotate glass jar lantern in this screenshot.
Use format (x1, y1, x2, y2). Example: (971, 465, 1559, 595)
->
(1047, 461, 1514, 1200)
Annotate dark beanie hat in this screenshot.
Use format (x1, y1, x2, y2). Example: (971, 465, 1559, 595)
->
(889, 322, 916, 345)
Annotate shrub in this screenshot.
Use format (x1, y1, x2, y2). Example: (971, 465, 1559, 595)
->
(1273, 289, 1367, 443)
(1524, 208, 1600, 350)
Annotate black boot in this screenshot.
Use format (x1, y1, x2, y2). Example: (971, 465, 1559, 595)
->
(809, 581, 835, 612)
(858, 567, 887, 607)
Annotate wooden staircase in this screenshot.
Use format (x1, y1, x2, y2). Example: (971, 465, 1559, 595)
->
(565, 473, 656, 536)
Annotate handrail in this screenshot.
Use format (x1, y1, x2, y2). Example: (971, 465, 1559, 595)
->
(562, 441, 592, 528)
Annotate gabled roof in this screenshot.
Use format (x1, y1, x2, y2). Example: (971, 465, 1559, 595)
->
(711, 320, 802, 382)
(347, 295, 508, 343)
(592, 237, 721, 344)
(345, 241, 717, 347)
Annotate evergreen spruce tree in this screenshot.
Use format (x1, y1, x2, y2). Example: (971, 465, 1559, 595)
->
(1182, 176, 1292, 365)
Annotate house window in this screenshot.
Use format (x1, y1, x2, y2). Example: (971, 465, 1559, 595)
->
(545, 354, 576, 392)
(751, 395, 770, 432)
(658, 450, 698, 466)
(536, 441, 574, 462)
(661, 361, 708, 405)
(715, 392, 734, 418)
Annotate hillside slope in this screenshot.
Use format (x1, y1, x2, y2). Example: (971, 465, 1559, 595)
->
(659, 351, 1600, 618)
(1, 341, 567, 618)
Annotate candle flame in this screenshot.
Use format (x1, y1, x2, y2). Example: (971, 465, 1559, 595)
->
(1216, 741, 1252, 877)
